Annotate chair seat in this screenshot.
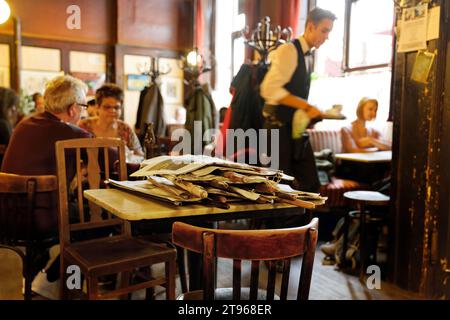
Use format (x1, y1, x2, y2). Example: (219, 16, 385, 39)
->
(177, 288, 280, 300)
(319, 177, 369, 207)
(65, 237, 176, 274)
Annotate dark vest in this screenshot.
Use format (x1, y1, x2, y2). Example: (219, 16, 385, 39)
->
(275, 39, 311, 124)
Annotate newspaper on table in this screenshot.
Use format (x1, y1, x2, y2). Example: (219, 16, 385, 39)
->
(107, 178, 203, 206)
(130, 154, 291, 180)
(111, 155, 327, 209)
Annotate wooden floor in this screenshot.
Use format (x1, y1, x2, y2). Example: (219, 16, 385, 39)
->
(0, 244, 422, 300)
(212, 248, 422, 300)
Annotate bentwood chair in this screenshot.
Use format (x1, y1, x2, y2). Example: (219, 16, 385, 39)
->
(172, 218, 319, 300)
(0, 173, 59, 300)
(55, 138, 176, 300)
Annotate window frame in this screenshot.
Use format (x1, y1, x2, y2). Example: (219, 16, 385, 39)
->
(342, 0, 394, 72)
(231, 30, 243, 79)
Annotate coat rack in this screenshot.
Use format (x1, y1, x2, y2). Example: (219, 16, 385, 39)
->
(137, 57, 171, 84)
(242, 16, 292, 65)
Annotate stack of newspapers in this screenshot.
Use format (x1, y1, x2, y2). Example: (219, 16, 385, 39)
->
(107, 155, 327, 209)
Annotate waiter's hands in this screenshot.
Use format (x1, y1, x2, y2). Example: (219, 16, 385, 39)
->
(277, 94, 324, 120)
(306, 104, 323, 119)
(305, 104, 324, 128)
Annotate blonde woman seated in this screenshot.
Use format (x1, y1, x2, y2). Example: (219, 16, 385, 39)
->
(341, 97, 391, 153)
(79, 84, 144, 160)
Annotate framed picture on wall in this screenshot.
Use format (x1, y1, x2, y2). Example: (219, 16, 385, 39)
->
(21, 70, 64, 96)
(126, 74, 150, 91)
(70, 72, 106, 96)
(160, 77, 183, 104)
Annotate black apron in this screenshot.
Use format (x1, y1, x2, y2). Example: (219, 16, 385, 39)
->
(263, 39, 320, 193)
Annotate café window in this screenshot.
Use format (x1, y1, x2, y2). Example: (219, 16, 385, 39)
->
(344, 0, 394, 71)
(315, 0, 394, 76)
(212, 0, 246, 110)
(309, 0, 394, 139)
(231, 0, 246, 77)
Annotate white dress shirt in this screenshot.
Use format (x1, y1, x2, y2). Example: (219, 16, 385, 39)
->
(260, 36, 312, 106)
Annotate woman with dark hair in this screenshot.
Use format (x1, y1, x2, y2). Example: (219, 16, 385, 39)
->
(0, 87, 19, 145)
(78, 83, 144, 158)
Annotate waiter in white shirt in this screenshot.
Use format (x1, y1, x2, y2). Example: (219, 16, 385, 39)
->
(260, 7, 336, 192)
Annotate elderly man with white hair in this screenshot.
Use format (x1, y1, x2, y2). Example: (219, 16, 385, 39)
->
(2, 75, 92, 235)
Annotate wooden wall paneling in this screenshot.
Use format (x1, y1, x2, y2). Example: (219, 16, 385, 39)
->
(258, 0, 314, 30)
(388, 42, 403, 286)
(258, 0, 279, 25)
(117, 0, 193, 51)
(1, 0, 193, 91)
(434, 0, 450, 299)
(391, 49, 430, 292)
(0, 0, 115, 45)
(422, 6, 448, 296)
(443, 39, 450, 299)
(386, 30, 398, 284)
(178, 0, 194, 51)
(390, 0, 450, 297)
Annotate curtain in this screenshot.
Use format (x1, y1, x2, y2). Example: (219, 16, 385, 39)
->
(195, 0, 204, 51)
(279, 0, 301, 36)
(194, 0, 206, 83)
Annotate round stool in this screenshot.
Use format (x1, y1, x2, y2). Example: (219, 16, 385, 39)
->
(343, 191, 390, 279)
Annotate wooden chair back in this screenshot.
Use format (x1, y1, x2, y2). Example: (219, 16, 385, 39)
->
(172, 218, 319, 300)
(55, 138, 128, 248)
(0, 173, 58, 242)
(0, 172, 58, 300)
